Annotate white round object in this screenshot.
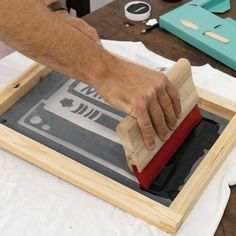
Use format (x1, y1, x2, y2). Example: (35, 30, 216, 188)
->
(124, 1, 151, 21)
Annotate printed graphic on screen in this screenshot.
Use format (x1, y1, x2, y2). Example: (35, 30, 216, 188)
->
(17, 78, 137, 182)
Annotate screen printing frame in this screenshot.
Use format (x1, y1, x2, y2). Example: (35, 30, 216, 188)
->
(0, 63, 236, 234)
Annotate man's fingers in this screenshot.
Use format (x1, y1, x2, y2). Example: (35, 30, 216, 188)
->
(135, 108, 155, 150)
(149, 99, 171, 140)
(166, 81, 181, 118)
(157, 88, 177, 130)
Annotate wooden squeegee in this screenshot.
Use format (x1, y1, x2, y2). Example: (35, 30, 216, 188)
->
(116, 58, 202, 189)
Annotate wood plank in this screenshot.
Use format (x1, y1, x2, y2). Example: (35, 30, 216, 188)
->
(197, 87, 236, 120)
(0, 63, 51, 115)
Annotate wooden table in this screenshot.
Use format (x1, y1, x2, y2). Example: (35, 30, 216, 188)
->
(83, 1, 236, 235)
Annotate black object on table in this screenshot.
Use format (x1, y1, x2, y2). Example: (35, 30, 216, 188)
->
(66, 0, 90, 17)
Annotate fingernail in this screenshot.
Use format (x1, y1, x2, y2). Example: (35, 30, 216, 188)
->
(165, 132, 171, 140)
(148, 143, 155, 150)
(162, 132, 171, 141)
(177, 110, 182, 118)
(170, 123, 178, 130)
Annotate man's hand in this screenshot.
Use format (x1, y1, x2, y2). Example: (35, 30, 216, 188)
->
(93, 58, 181, 150)
(52, 11, 181, 149)
(55, 10, 100, 43)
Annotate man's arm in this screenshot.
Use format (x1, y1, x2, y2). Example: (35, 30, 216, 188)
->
(0, 0, 103, 82)
(0, 0, 181, 149)
(40, 0, 100, 42)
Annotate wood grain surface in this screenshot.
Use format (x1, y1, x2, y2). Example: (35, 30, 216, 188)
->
(83, 1, 236, 235)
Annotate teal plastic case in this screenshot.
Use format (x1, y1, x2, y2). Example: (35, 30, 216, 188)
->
(159, 0, 236, 70)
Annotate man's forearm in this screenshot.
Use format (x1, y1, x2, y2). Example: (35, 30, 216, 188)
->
(0, 0, 114, 88)
(0, 0, 182, 148)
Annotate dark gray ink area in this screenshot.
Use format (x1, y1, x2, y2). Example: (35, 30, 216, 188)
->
(0, 71, 228, 207)
(145, 117, 222, 200)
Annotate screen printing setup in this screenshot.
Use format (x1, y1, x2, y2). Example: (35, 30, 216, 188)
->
(0, 55, 236, 234)
(0, 0, 236, 235)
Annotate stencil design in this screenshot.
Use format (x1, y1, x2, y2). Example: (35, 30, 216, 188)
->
(16, 77, 138, 185)
(60, 97, 102, 121)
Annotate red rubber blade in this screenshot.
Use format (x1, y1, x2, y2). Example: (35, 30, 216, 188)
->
(132, 105, 202, 189)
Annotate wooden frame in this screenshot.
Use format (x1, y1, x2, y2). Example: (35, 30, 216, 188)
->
(0, 63, 236, 234)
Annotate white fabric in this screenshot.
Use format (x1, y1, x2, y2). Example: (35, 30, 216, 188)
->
(0, 40, 235, 236)
(0, 52, 35, 90)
